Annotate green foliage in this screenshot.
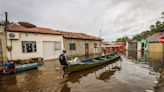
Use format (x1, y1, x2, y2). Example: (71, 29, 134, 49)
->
(131, 12, 164, 41)
(116, 36, 129, 42)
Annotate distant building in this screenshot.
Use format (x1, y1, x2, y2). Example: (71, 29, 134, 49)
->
(147, 32, 164, 52)
(126, 41, 137, 51)
(61, 32, 102, 57)
(99, 41, 125, 54)
(0, 25, 7, 64)
(6, 24, 64, 60)
(137, 39, 148, 51)
(126, 39, 147, 51)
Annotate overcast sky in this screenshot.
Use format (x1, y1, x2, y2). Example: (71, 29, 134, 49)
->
(0, 0, 164, 41)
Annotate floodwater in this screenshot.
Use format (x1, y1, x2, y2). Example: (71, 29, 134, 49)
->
(0, 51, 164, 92)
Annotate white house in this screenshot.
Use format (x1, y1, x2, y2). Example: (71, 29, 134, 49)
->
(6, 23, 63, 60)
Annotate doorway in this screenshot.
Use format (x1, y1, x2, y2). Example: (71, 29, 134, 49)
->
(85, 43, 89, 56)
(0, 39, 2, 63)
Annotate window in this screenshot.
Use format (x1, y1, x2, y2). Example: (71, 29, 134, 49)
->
(54, 41, 61, 50)
(22, 41, 37, 53)
(69, 43, 76, 50)
(94, 43, 97, 48)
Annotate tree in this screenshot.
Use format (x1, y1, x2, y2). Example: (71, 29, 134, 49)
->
(150, 25, 156, 32)
(155, 21, 162, 32)
(161, 12, 164, 18)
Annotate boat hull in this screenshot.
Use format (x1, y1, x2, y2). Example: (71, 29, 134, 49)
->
(15, 63, 38, 73)
(67, 53, 120, 72)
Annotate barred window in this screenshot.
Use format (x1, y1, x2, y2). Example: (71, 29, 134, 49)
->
(54, 41, 61, 50)
(69, 43, 76, 50)
(22, 41, 37, 53)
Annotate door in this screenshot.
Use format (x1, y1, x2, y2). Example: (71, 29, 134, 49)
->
(0, 39, 2, 62)
(141, 43, 144, 51)
(85, 43, 89, 56)
(128, 42, 137, 51)
(43, 41, 56, 60)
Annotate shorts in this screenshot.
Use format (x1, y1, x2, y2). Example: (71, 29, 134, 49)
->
(61, 65, 68, 72)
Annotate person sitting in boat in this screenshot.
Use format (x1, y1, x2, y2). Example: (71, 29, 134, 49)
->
(8, 61, 16, 72)
(59, 50, 69, 78)
(3, 61, 10, 73)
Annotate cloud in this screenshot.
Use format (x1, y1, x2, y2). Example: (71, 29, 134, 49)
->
(0, 0, 164, 41)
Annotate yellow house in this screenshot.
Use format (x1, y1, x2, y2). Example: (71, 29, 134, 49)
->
(147, 32, 164, 52)
(0, 25, 7, 64)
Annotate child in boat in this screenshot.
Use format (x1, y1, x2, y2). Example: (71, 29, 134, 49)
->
(3, 61, 10, 73)
(8, 61, 16, 72)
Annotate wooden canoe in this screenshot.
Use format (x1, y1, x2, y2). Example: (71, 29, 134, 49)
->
(0, 63, 38, 74)
(67, 53, 120, 72)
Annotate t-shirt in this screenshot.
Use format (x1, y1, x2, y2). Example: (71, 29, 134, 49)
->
(3, 61, 10, 67)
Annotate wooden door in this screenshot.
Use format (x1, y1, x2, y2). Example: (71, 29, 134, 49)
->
(85, 43, 89, 56)
(0, 39, 2, 62)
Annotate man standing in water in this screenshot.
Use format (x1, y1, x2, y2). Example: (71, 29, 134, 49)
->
(59, 50, 69, 78)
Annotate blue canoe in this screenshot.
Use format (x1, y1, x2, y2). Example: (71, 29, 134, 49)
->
(15, 63, 38, 73)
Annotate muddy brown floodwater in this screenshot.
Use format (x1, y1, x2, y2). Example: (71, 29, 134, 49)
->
(0, 51, 164, 92)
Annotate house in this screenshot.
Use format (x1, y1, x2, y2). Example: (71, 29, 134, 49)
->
(147, 32, 164, 52)
(126, 41, 137, 51)
(61, 32, 102, 57)
(0, 25, 7, 64)
(137, 39, 148, 51)
(6, 23, 64, 60)
(126, 39, 147, 51)
(100, 41, 125, 54)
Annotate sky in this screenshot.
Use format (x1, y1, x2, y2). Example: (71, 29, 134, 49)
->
(0, 0, 164, 41)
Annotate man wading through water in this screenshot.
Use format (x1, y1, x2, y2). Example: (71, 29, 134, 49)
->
(59, 50, 69, 78)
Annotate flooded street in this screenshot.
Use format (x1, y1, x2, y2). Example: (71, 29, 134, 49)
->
(0, 51, 164, 92)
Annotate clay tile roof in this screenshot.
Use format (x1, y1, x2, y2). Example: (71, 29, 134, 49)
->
(61, 31, 102, 41)
(147, 32, 164, 42)
(7, 24, 61, 35)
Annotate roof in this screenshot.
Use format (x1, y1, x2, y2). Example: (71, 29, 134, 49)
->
(7, 24, 61, 35)
(7, 23, 102, 41)
(61, 31, 102, 41)
(146, 32, 164, 42)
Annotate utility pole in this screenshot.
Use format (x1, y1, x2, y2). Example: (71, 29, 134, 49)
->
(4, 12, 12, 60)
(100, 29, 102, 38)
(4, 12, 8, 31)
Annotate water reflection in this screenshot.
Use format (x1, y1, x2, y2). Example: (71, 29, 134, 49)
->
(0, 74, 17, 85)
(60, 83, 71, 92)
(95, 61, 121, 82)
(57, 59, 121, 92)
(126, 50, 164, 92)
(68, 59, 121, 83)
(1, 52, 164, 92)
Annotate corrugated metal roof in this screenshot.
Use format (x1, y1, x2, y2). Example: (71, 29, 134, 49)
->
(147, 32, 164, 42)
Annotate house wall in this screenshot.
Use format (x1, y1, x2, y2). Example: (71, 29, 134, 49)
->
(6, 32, 63, 60)
(137, 41, 141, 51)
(0, 26, 7, 63)
(125, 41, 128, 50)
(148, 43, 163, 52)
(128, 42, 137, 51)
(63, 38, 102, 57)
